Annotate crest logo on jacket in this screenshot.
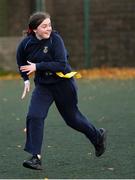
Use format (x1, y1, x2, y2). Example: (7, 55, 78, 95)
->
(43, 46, 48, 53)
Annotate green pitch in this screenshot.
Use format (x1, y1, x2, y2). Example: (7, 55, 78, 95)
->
(0, 79, 135, 179)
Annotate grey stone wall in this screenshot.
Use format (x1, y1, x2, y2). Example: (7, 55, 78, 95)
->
(0, 37, 22, 71)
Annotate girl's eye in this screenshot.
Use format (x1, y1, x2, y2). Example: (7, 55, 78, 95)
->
(41, 25, 47, 28)
(41, 23, 51, 29)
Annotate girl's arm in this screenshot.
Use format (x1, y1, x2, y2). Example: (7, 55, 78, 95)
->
(16, 42, 29, 81)
(16, 41, 30, 99)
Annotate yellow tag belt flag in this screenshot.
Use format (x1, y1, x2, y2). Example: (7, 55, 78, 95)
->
(56, 71, 81, 79)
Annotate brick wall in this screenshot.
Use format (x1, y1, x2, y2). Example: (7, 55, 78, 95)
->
(0, 0, 8, 36)
(47, 0, 135, 68)
(0, 0, 33, 36)
(8, 0, 33, 36)
(1, 0, 135, 72)
(46, 0, 84, 69)
(91, 0, 135, 67)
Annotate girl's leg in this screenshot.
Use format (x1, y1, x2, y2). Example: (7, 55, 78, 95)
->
(24, 85, 53, 155)
(53, 79, 101, 147)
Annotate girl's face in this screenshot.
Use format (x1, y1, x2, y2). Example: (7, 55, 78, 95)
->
(34, 18, 52, 39)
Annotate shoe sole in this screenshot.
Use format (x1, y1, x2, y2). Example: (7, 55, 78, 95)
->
(23, 162, 42, 170)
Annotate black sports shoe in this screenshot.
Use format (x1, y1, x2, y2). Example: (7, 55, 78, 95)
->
(95, 128, 107, 157)
(23, 155, 42, 170)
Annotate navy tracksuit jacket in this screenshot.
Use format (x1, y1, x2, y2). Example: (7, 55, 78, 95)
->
(17, 31, 101, 155)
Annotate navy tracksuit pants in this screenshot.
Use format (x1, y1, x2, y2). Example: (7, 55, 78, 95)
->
(24, 78, 101, 155)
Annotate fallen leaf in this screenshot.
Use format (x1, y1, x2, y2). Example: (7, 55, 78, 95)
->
(17, 145, 21, 148)
(108, 167, 114, 171)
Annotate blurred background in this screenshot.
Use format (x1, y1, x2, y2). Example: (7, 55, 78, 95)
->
(0, 0, 135, 73)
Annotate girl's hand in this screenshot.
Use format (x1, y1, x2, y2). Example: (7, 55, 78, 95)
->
(21, 80, 30, 99)
(20, 61, 36, 75)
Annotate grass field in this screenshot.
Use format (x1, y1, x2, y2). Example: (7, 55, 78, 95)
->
(0, 79, 135, 179)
